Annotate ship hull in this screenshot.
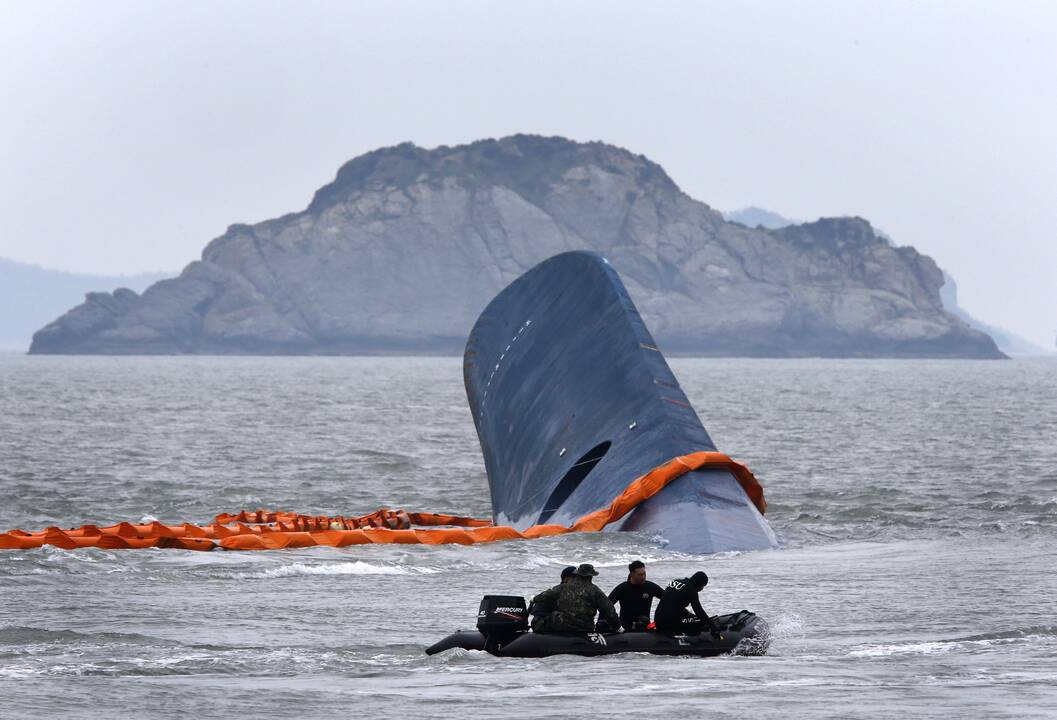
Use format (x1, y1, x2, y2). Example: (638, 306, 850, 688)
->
(463, 251, 777, 554)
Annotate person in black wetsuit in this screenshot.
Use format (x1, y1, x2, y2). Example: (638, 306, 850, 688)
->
(654, 571, 716, 635)
(608, 560, 663, 630)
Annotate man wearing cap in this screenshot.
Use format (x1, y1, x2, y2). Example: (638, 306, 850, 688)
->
(528, 566, 577, 629)
(654, 571, 717, 635)
(530, 563, 622, 635)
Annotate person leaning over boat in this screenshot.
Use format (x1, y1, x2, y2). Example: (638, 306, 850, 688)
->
(530, 563, 621, 635)
(653, 571, 717, 636)
(608, 560, 664, 631)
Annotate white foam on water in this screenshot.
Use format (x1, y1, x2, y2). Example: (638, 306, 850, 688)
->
(849, 641, 955, 658)
(847, 634, 1041, 658)
(765, 612, 804, 639)
(244, 561, 440, 579)
(763, 678, 834, 687)
(0, 665, 38, 679)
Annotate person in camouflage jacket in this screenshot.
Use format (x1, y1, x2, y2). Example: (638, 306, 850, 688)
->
(530, 563, 621, 634)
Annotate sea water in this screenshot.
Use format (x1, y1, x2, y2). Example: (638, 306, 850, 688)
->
(1, 355, 1055, 719)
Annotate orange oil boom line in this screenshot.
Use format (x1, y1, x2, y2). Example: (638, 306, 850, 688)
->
(0, 452, 765, 552)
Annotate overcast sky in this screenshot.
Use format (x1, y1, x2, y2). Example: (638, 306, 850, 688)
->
(1, 0, 1054, 346)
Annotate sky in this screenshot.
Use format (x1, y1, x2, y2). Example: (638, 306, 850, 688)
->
(1, 0, 1054, 346)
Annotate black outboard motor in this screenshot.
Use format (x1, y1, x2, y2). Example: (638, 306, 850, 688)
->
(477, 595, 528, 652)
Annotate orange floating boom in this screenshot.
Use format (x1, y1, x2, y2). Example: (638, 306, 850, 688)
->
(0, 452, 764, 552)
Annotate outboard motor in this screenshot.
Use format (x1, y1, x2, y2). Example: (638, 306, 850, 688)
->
(477, 595, 528, 652)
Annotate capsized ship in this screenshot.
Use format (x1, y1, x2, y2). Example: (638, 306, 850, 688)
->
(464, 251, 778, 554)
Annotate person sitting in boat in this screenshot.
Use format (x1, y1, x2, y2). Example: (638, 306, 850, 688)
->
(530, 563, 621, 635)
(654, 571, 717, 635)
(608, 560, 664, 631)
(528, 566, 576, 624)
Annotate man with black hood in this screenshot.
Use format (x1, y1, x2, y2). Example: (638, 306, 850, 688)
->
(654, 571, 717, 635)
(530, 563, 621, 635)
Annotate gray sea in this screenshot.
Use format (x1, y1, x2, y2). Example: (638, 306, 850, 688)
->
(1, 355, 1055, 719)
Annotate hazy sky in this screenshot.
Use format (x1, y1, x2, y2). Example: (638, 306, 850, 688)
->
(2, 0, 1054, 345)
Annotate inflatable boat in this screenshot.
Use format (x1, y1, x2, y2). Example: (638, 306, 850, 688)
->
(425, 595, 769, 658)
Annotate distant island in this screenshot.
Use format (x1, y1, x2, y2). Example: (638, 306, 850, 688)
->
(30, 135, 1003, 358)
(722, 209, 1046, 356)
(723, 206, 803, 230)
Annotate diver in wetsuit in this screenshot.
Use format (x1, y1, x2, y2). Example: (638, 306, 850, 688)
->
(608, 560, 664, 630)
(530, 563, 621, 635)
(654, 571, 716, 635)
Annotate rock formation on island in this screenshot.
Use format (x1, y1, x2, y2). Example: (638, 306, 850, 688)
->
(30, 135, 1003, 358)
(0, 258, 170, 351)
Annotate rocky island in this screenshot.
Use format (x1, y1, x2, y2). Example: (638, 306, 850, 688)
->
(30, 135, 1003, 358)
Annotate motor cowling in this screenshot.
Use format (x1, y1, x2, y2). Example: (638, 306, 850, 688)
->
(477, 595, 528, 639)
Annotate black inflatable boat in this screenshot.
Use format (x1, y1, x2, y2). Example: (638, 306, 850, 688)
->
(426, 595, 770, 658)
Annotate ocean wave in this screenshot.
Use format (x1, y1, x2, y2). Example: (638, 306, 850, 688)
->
(954, 626, 1057, 642)
(0, 625, 171, 647)
(237, 561, 441, 579)
(0, 642, 429, 679)
(848, 640, 958, 658)
(847, 626, 1057, 657)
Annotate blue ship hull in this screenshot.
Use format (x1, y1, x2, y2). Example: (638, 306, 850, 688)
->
(463, 252, 778, 554)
